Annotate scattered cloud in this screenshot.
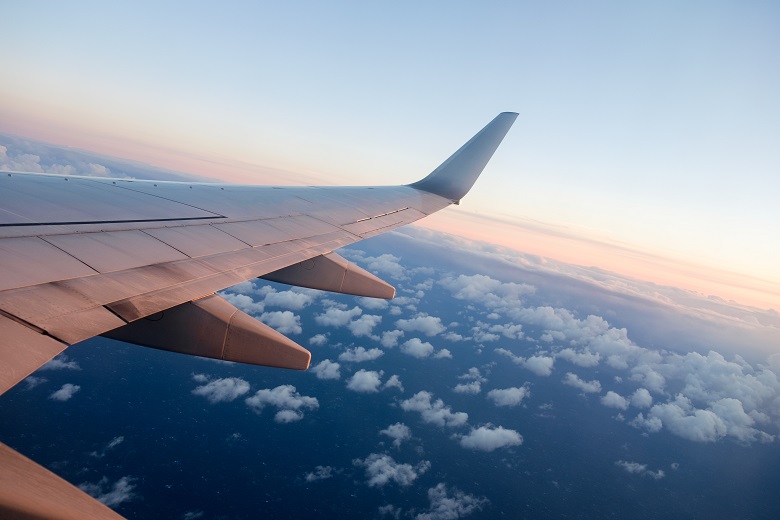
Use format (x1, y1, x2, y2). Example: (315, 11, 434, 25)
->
(458, 425, 523, 452)
(459, 368, 487, 383)
(353, 453, 430, 487)
(339, 346, 384, 363)
(79, 476, 136, 507)
(348, 314, 382, 337)
(601, 391, 629, 410)
(434, 349, 453, 359)
(557, 348, 601, 367)
(383, 374, 404, 392)
(221, 292, 265, 316)
(562, 373, 602, 393)
(487, 386, 530, 407)
(615, 460, 665, 480)
(453, 382, 481, 395)
(90, 436, 125, 458)
(416, 483, 489, 520)
(304, 465, 336, 482)
(49, 383, 80, 401)
(275, 409, 304, 423)
(381, 330, 405, 348)
(245, 385, 318, 421)
(310, 359, 341, 380)
(347, 369, 383, 393)
(192, 377, 250, 403)
(40, 355, 80, 371)
(400, 391, 468, 428)
(315, 306, 362, 327)
(631, 388, 653, 408)
(263, 289, 313, 310)
(309, 333, 328, 346)
(396, 315, 446, 336)
(23, 376, 47, 389)
(380, 423, 412, 448)
(401, 338, 435, 358)
(259, 311, 302, 335)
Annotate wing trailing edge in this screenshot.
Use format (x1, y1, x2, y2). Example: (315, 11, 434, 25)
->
(410, 112, 518, 202)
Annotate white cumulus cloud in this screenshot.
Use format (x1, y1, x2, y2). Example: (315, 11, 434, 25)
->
(353, 453, 430, 487)
(400, 391, 468, 428)
(459, 425, 523, 452)
(562, 373, 602, 393)
(339, 346, 384, 363)
(310, 359, 341, 380)
(49, 383, 80, 401)
(487, 386, 530, 407)
(192, 377, 250, 403)
(401, 338, 435, 358)
(347, 369, 383, 393)
(380, 422, 412, 448)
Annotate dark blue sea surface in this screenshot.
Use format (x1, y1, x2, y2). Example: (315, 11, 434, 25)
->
(1, 232, 778, 519)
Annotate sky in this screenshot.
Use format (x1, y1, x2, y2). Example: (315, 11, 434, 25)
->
(1, 1, 779, 309)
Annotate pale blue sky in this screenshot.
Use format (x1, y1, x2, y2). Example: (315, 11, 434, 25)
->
(2, 1, 778, 305)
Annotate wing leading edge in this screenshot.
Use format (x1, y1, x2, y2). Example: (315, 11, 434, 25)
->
(0, 113, 517, 519)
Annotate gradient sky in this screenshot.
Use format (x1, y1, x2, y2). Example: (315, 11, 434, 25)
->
(2, 1, 778, 309)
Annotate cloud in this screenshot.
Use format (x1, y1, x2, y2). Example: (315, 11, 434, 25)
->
(487, 386, 530, 407)
(23, 376, 47, 389)
(433, 349, 453, 359)
(309, 334, 328, 346)
(357, 297, 389, 310)
(192, 377, 250, 403)
(453, 382, 481, 395)
(401, 338, 435, 358)
(275, 410, 304, 423)
(245, 385, 318, 420)
(339, 346, 384, 363)
(262, 289, 313, 310)
(40, 355, 80, 371)
(380, 423, 411, 448)
(601, 391, 629, 410)
(347, 369, 383, 393)
(259, 311, 302, 335)
(221, 292, 265, 315)
(458, 425, 523, 452)
(562, 373, 602, 393)
(90, 436, 125, 458)
(400, 391, 468, 428)
(353, 453, 430, 487)
(310, 359, 341, 380)
(381, 330, 404, 348)
(304, 465, 336, 482)
(631, 388, 653, 408)
(416, 483, 489, 520)
(79, 476, 136, 507)
(615, 460, 665, 480)
(631, 394, 774, 443)
(49, 383, 80, 401)
(459, 368, 487, 383)
(349, 314, 383, 337)
(395, 315, 446, 336)
(557, 348, 601, 367)
(315, 306, 362, 327)
(383, 374, 404, 392)
(495, 349, 554, 376)
(523, 355, 555, 376)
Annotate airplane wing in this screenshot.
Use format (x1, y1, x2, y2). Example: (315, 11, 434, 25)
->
(0, 112, 517, 518)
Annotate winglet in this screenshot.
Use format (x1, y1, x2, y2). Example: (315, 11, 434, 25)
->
(409, 112, 518, 202)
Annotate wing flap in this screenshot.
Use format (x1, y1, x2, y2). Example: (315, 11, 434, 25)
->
(103, 294, 311, 370)
(262, 252, 396, 299)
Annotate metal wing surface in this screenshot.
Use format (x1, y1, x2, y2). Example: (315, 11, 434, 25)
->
(0, 112, 516, 519)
